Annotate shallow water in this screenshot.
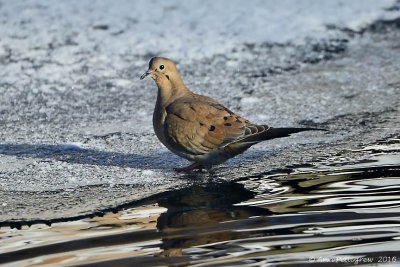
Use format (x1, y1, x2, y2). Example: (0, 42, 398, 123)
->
(1, 147, 400, 266)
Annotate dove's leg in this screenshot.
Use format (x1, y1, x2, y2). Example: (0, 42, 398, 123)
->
(174, 162, 204, 172)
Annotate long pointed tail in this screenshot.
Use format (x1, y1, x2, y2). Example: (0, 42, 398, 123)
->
(244, 126, 326, 143)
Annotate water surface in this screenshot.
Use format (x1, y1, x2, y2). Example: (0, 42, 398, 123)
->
(1, 149, 399, 266)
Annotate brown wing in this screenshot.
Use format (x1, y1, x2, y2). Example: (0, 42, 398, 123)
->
(164, 97, 270, 156)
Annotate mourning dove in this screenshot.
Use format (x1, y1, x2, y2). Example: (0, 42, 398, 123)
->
(141, 57, 323, 172)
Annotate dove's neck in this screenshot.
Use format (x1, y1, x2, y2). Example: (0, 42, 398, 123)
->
(155, 76, 190, 108)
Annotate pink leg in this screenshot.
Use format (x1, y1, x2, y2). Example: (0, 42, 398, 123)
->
(174, 162, 204, 172)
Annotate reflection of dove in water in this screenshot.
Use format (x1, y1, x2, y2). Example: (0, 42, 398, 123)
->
(141, 57, 324, 172)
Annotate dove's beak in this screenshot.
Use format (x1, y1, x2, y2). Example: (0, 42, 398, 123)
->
(140, 70, 154, 80)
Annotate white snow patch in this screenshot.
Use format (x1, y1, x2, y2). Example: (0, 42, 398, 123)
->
(141, 170, 155, 176)
(256, 114, 270, 121)
(112, 79, 132, 87)
(241, 97, 261, 105)
(362, 144, 400, 151)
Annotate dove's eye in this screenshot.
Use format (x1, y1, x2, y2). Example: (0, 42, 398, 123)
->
(159, 64, 165, 70)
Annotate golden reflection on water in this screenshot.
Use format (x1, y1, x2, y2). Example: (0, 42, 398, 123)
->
(0, 206, 164, 266)
(155, 182, 268, 257)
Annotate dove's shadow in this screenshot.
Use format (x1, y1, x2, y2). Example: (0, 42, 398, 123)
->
(0, 144, 177, 170)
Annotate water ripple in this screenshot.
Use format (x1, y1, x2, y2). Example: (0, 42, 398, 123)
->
(0, 152, 399, 266)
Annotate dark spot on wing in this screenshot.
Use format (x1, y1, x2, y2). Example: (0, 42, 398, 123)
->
(209, 125, 215, 131)
(223, 116, 229, 120)
(173, 113, 185, 120)
(224, 123, 232, 126)
(199, 122, 204, 126)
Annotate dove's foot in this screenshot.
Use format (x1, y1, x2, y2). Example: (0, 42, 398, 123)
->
(174, 162, 204, 172)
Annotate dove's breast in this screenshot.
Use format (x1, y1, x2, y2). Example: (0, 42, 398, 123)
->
(152, 105, 168, 146)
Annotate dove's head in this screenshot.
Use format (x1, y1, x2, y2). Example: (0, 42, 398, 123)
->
(141, 57, 189, 98)
(140, 57, 181, 83)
